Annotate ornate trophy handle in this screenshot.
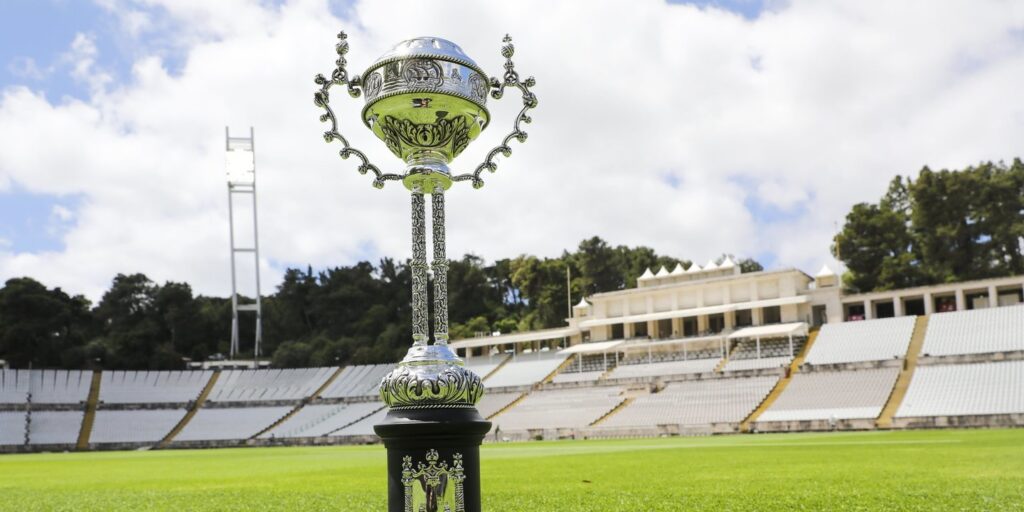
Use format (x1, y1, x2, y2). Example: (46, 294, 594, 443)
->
(314, 32, 402, 189)
(450, 35, 538, 189)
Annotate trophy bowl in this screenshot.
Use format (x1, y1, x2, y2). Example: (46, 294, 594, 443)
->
(361, 37, 492, 191)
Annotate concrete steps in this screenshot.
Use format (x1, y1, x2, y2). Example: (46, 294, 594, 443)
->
(158, 370, 220, 448)
(877, 315, 929, 428)
(75, 371, 102, 450)
(739, 328, 820, 432)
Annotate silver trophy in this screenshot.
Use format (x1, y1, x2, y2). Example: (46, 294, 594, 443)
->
(314, 34, 537, 414)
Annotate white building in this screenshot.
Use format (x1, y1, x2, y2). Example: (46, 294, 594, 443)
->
(452, 258, 1024, 361)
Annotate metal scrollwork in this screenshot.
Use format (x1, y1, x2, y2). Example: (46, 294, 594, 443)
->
(451, 34, 538, 189)
(431, 184, 449, 344)
(380, 364, 484, 409)
(379, 116, 471, 159)
(314, 31, 402, 189)
(411, 187, 429, 346)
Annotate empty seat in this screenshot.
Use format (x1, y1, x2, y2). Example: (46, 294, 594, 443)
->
(600, 376, 778, 428)
(260, 402, 384, 438)
(920, 305, 1024, 356)
(90, 409, 187, 443)
(758, 368, 900, 422)
(27, 411, 83, 445)
(606, 358, 719, 379)
(0, 412, 26, 445)
(206, 368, 336, 402)
(896, 360, 1024, 417)
(0, 370, 91, 404)
(319, 364, 395, 399)
(99, 371, 212, 404)
(483, 353, 569, 388)
(491, 387, 624, 430)
(805, 316, 917, 364)
(175, 406, 292, 441)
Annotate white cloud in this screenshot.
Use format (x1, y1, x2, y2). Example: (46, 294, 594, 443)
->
(1, 0, 1023, 301)
(62, 33, 114, 95)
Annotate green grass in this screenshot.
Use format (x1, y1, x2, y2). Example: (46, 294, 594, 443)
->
(1, 429, 1023, 511)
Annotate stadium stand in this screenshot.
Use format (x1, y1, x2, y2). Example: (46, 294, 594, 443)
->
(175, 406, 293, 441)
(490, 387, 624, 430)
(205, 368, 335, 402)
(757, 368, 900, 422)
(605, 357, 719, 379)
(920, 305, 1024, 356)
(483, 352, 569, 388)
(99, 371, 213, 404)
(475, 391, 523, 419)
(464, 358, 506, 380)
(331, 406, 388, 436)
(90, 409, 187, 444)
(896, 361, 1024, 418)
(319, 364, 394, 399)
(551, 370, 605, 384)
(723, 356, 792, 372)
(0, 412, 26, 445)
(27, 411, 84, 445)
(804, 316, 917, 365)
(599, 376, 778, 428)
(0, 370, 91, 404)
(260, 402, 384, 438)
(722, 337, 806, 372)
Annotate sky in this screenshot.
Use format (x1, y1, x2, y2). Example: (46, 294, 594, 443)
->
(0, 0, 1023, 302)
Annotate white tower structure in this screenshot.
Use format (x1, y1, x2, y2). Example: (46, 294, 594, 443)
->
(225, 127, 262, 360)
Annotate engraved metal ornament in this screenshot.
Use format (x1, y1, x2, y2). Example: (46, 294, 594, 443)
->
(380, 363, 484, 410)
(314, 32, 537, 191)
(402, 450, 466, 512)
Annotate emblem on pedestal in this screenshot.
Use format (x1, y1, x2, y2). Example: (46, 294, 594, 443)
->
(402, 449, 466, 512)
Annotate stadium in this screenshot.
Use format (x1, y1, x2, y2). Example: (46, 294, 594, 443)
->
(2, 266, 1023, 452)
(3, 1, 1024, 511)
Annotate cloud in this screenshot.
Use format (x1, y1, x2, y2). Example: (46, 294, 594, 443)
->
(0, 0, 1023, 301)
(7, 57, 47, 81)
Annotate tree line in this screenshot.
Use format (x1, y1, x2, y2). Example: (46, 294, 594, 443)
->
(0, 237, 759, 370)
(834, 160, 1024, 292)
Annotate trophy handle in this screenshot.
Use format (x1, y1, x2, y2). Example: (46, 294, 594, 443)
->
(314, 32, 402, 189)
(451, 35, 538, 189)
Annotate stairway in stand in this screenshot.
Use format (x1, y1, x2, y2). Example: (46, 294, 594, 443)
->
(76, 371, 102, 450)
(876, 315, 929, 429)
(739, 327, 820, 432)
(158, 370, 220, 448)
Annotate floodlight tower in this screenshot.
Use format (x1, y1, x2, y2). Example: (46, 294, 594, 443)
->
(225, 127, 263, 361)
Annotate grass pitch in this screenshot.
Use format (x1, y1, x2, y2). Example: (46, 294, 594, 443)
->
(0, 429, 1022, 511)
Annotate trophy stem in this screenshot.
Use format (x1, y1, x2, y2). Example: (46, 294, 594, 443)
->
(410, 185, 429, 346)
(431, 183, 450, 345)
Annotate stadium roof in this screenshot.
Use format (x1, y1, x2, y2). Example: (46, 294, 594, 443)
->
(558, 340, 624, 355)
(579, 295, 809, 328)
(728, 322, 808, 339)
(450, 326, 580, 349)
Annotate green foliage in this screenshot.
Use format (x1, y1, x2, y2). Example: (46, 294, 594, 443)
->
(0, 238, 762, 370)
(0, 430, 1022, 510)
(835, 160, 1024, 292)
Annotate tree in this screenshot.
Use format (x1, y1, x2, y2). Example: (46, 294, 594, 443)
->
(0, 278, 92, 368)
(835, 161, 1024, 292)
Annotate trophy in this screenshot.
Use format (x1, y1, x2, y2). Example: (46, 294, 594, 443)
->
(314, 33, 537, 512)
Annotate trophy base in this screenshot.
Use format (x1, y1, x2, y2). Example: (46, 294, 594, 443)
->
(375, 407, 491, 512)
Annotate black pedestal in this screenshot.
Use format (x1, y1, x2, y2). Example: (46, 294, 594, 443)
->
(375, 408, 491, 512)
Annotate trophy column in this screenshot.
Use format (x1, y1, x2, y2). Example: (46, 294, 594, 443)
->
(375, 180, 490, 512)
